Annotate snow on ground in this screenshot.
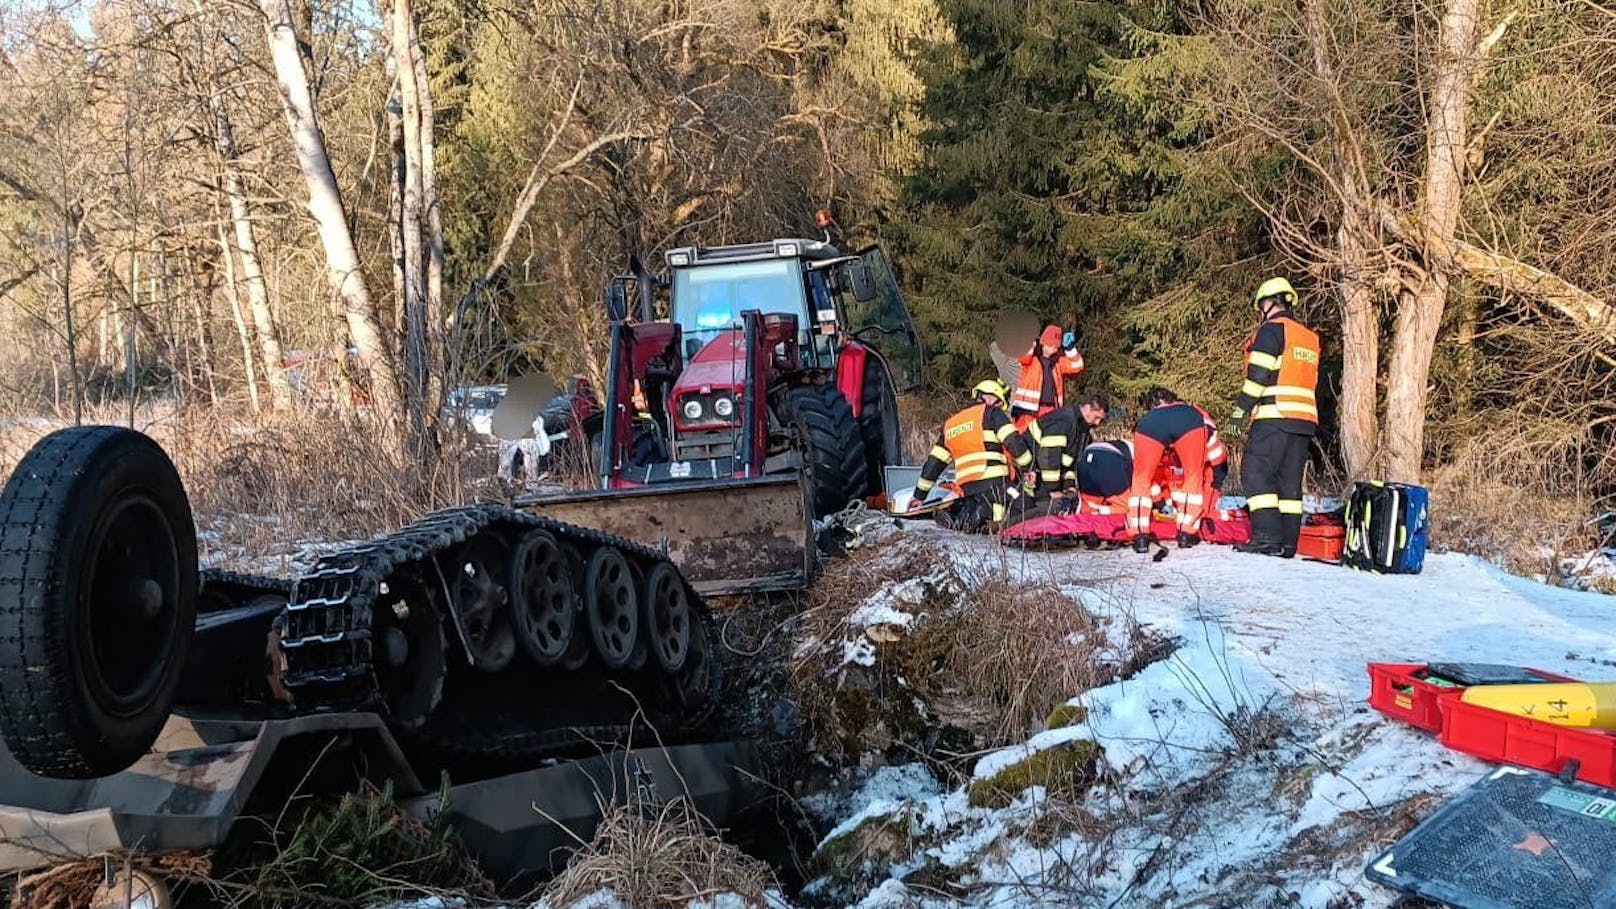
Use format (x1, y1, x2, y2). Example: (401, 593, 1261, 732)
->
(807, 520, 1616, 908)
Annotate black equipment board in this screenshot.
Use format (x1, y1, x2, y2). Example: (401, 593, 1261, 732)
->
(1366, 766, 1616, 908)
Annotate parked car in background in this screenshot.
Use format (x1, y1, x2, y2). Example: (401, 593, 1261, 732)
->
(445, 384, 507, 440)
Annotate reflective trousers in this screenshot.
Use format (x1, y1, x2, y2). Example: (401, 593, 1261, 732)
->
(1241, 422, 1310, 548)
(1128, 427, 1208, 539)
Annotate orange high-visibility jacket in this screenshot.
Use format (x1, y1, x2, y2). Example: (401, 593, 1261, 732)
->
(1234, 314, 1319, 434)
(1011, 346, 1085, 416)
(916, 403, 1032, 495)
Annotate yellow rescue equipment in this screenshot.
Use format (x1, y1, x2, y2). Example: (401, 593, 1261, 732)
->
(1459, 681, 1616, 730)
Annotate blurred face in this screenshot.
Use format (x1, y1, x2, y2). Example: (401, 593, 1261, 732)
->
(981, 393, 1002, 408)
(1041, 343, 1058, 356)
(1079, 403, 1106, 426)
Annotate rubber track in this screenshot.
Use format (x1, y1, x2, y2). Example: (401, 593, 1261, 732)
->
(277, 503, 718, 762)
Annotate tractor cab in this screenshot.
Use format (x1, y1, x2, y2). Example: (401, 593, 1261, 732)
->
(595, 237, 922, 518)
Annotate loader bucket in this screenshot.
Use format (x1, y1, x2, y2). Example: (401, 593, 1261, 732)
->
(519, 474, 816, 597)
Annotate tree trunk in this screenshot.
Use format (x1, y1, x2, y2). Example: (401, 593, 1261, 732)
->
(1382, 0, 1480, 482)
(217, 114, 294, 411)
(392, 0, 431, 458)
(1306, 0, 1380, 479)
(259, 0, 402, 437)
(409, 15, 444, 367)
(219, 224, 262, 413)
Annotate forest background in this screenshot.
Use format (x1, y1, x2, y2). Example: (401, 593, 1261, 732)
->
(3, 0, 1616, 537)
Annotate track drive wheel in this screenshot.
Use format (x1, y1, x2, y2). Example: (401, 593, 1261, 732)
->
(508, 529, 579, 667)
(780, 384, 869, 518)
(641, 562, 692, 672)
(0, 426, 197, 779)
(372, 571, 447, 728)
(453, 535, 516, 672)
(584, 547, 641, 670)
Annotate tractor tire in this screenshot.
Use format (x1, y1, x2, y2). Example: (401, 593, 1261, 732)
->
(858, 358, 903, 494)
(781, 385, 869, 519)
(0, 426, 197, 778)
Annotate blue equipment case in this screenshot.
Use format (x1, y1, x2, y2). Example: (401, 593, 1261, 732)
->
(1343, 480, 1429, 574)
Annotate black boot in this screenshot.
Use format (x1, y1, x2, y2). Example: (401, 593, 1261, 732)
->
(1132, 534, 1151, 554)
(1235, 538, 1284, 556)
(1177, 531, 1200, 549)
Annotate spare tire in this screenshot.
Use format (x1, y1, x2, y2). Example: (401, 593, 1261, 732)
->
(780, 385, 869, 518)
(0, 426, 197, 778)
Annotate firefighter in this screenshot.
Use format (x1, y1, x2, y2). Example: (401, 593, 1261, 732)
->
(1023, 394, 1110, 504)
(1230, 277, 1320, 557)
(911, 379, 1033, 533)
(1127, 387, 1214, 552)
(1010, 325, 1085, 429)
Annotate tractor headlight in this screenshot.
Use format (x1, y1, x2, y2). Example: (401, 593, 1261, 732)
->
(713, 396, 734, 418)
(682, 399, 704, 421)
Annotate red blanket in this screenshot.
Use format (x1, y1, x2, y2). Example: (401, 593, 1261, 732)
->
(1002, 508, 1252, 546)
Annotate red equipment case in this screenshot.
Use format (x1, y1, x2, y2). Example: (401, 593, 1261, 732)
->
(1368, 662, 1467, 733)
(1367, 662, 1616, 788)
(1439, 696, 1616, 789)
(1297, 514, 1345, 564)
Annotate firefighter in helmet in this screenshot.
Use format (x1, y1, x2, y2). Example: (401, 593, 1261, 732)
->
(1231, 277, 1320, 557)
(911, 379, 1033, 533)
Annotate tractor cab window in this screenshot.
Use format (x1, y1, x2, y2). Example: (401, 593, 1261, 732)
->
(672, 259, 808, 359)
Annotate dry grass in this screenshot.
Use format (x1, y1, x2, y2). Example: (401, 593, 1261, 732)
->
(543, 797, 775, 909)
(0, 400, 501, 571)
(796, 538, 1121, 752)
(897, 393, 954, 464)
(1427, 472, 1597, 577)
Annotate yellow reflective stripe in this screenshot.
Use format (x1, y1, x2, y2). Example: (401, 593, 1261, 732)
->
(1061, 454, 1075, 467)
(915, 478, 934, 492)
(993, 423, 1018, 443)
(990, 502, 1007, 522)
(929, 445, 952, 462)
(956, 452, 1005, 467)
(1039, 469, 1063, 482)
(1248, 493, 1280, 511)
(1014, 449, 1034, 468)
(1277, 499, 1304, 515)
(1253, 404, 1318, 420)
(1248, 351, 1282, 370)
(1027, 422, 1045, 443)
(1241, 379, 1268, 398)
(977, 466, 1009, 480)
(1268, 385, 1317, 399)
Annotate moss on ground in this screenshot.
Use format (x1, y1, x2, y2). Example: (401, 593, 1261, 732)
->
(1045, 702, 1087, 729)
(966, 740, 1102, 809)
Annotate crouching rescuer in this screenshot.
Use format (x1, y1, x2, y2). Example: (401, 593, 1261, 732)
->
(1128, 387, 1216, 552)
(1231, 277, 1320, 557)
(912, 380, 1033, 532)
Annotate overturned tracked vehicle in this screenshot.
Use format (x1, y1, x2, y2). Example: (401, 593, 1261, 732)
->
(0, 426, 750, 896)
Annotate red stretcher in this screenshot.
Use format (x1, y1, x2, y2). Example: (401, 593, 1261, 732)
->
(1000, 508, 1252, 546)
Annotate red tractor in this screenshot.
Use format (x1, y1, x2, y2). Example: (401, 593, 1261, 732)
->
(532, 238, 923, 594)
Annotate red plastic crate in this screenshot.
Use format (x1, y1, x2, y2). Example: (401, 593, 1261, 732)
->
(1438, 697, 1616, 789)
(1368, 662, 1466, 732)
(1297, 522, 1344, 563)
(1367, 662, 1575, 733)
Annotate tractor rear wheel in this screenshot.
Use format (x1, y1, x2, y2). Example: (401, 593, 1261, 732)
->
(781, 385, 868, 518)
(0, 426, 197, 778)
(858, 358, 903, 495)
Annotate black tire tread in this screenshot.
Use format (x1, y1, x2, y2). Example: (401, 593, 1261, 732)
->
(781, 385, 868, 518)
(0, 426, 196, 778)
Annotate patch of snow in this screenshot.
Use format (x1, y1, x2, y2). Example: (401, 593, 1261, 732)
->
(806, 525, 1616, 907)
